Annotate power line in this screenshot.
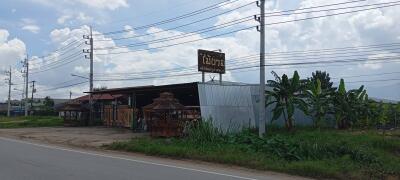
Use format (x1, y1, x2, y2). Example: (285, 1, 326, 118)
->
(95, 1, 394, 50)
(346, 78, 400, 84)
(95, 2, 400, 56)
(94, 0, 243, 36)
(94, 45, 400, 78)
(94, 17, 255, 50)
(30, 39, 84, 62)
(264, 0, 400, 18)
(97, 0, 365, 39)
(93, 42, 400, 75)
(93, 55, 400, 81)
(39, 81, 88, 92)
(96, 26, 255, 55)
(264, 2, 400, 26)
(96, 2, 256, 42)
(29, 42, 84, 66)
(29, 53, 83, 74)
(334, 71, 400, 79)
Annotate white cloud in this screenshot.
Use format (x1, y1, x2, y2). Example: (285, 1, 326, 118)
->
(0, 29, 26, 68)
(20, 18, 41, 34)
(76, 12, 93, 22)
(123, 25, 136, 38)
(75, 0, 128, 10)
(11, 9, 16, 13)
(30, 0, 128, 10)
(57, 12, 94, 25)
(22, 25, 41, 34)
(57, 15, 72, 24)
(0, 29, 26, 101)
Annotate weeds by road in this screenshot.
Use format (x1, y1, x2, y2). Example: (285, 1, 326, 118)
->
(104, 122, 400, 180)
(0, 116, 62, 128)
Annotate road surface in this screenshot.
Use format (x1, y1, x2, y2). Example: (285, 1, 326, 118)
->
(0, 137, 309, 180)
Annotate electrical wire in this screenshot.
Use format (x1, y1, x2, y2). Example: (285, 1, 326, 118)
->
(96, 26, 255, 55)
(95, 1, 394, 50)
(93, 55, 400, 81)
(39, 81, 89, 92)
(29, 54, 84, 74)
(29, 43, 85, 67)
(94, 0, 243, 36)
(29, 39, 84, 62)
(94, 17, 255, 50)
(97, 0, 366, 39)
(95, 2, 400, 55)
(95, 1, 256, 42)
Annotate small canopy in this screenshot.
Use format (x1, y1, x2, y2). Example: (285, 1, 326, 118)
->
(59, 102, 89, 112)
(143, 92, 185, 111)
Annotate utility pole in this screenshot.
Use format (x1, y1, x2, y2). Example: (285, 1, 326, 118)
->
(70, 91, 72, 100)
(83, 26, 94, 125)
(255, 0, 266, 137)
(23, 55, 29, 116)
(30, 81, 36, 110)
(5, 67, 12, 117)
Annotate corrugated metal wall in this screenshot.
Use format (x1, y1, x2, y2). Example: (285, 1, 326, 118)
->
(198, 83, 256, 132)
(198, 83, 312, 131)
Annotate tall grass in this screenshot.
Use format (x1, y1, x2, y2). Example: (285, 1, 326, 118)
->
(105, 121, 400, 179)
(0, 116, 63, 128)
(186, 120, 223, 144)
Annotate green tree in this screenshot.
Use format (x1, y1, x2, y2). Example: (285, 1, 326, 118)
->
(266, 71, 308, 130)
(308, 71, 335, 92)
(306, 79, 331, 128)
(43, 96, 54, 110)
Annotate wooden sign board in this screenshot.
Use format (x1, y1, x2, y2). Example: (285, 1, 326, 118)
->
(198, 49, 225, 74)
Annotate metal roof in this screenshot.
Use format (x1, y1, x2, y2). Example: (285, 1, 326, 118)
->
(86, 82, 198, 94)
(86, 81, 255, 95)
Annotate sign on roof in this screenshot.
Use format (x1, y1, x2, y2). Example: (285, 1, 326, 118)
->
(198, 49, 225, 74)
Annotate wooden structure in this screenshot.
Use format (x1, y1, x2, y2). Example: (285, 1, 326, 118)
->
(103, 105, 135, 128)
(59, 102, 89, 126)
(144, 92, 199, 137)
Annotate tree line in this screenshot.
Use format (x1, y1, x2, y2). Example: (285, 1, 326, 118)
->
(266, 70, 400, 131)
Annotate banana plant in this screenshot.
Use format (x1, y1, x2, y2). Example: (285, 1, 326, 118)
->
(332, 79, 368, 129)
(305, 79, 331, 128)
(266, 71, 308, 131)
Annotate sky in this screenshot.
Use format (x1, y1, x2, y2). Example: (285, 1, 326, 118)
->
(0, 0, 399, 101)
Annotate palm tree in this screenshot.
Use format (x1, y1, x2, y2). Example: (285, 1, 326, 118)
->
(266, 71, 308, 130)
(306, 79, 331, 128)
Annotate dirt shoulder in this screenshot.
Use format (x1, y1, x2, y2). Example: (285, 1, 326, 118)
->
(0, 127, 147, 148)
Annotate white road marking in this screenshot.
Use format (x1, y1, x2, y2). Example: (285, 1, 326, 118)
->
(0, 137, 257, 180)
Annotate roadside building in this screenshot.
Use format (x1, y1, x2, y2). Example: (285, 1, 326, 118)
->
(57, 81, 313, 134)
(58, 94, 122, 126)
(86, 81, 262, 132)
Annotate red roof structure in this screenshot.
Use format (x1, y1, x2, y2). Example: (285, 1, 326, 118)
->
(74, 94, 123, 102)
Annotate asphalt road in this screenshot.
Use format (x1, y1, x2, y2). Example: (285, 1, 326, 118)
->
(0, 137, 305, 180)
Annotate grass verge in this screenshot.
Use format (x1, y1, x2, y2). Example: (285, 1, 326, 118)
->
(0, 116, 63, 128)
(103, 122, 400, 180)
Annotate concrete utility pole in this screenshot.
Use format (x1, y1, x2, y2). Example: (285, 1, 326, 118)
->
(83, 26, 94, 125)
(30, 81, 36, 110)
(24, 55, 29, 116)
(6, 67, 12, 117)
(255, 0, 266, 137)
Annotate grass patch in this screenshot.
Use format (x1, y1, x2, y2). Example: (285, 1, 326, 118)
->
(104, 122, 400, 179)
(0, 116, 63, 128)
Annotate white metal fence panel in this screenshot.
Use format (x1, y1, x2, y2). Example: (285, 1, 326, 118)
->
(198, 83, 256, 132)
